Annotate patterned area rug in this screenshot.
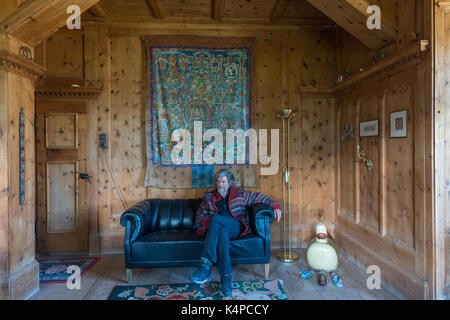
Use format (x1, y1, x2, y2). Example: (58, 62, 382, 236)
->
(109, 279, 288, 300)
(38, 256, 100, 283)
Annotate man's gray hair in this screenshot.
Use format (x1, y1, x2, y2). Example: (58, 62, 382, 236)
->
(214, 169, 236, 187)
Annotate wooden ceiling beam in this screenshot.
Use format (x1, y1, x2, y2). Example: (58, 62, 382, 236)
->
(89, 3, 107, 17)
(270, 0, 291, 23)
(146, 0, 166, 19)
(306, 0, 397, 50)
(211, 0, 226, 22)
(1, 0, 100, 46)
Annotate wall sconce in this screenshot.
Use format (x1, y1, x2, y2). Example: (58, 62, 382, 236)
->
(341, 123, 355, 141)
(356, 145, 373, 171)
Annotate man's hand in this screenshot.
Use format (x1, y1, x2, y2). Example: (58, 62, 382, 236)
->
(274, 209, 282, 222)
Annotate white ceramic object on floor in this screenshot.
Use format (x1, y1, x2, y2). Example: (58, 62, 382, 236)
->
(306, 223, 338, 272)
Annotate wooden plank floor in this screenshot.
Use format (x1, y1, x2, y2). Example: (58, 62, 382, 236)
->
(30, 249, 401, 300)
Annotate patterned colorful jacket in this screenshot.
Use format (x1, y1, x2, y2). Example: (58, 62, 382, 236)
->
(194, 187, 281, 237)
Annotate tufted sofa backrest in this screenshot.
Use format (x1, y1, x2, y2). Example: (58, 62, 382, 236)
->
(147, 198, 203, 232)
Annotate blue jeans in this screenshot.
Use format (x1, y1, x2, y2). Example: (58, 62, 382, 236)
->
(201, 214, 241, 276)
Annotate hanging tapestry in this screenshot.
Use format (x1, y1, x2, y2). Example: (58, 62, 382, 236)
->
(144, 36, 254, 168)
(143, 36, 258, 189)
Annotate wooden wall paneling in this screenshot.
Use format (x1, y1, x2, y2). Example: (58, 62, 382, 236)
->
(394, 0, 418, 53)
(354, 97, 361, 224)
(383, 81, 415, 249)
(301, 95, 335, 244)
(334, 56, 431, 297)
(84, 23, 100, 255)
(0, 71, 8, 287)
(36, 113, 46, 252)
(3, 70, 39, 299)
(380, 89, 387, 237)
(337, 95, 356, 221)
(44, 30, 85, 80)
(109, 35, 147, 219)
(97, 24, 114, 252)
(413, 58, 426, 282)
(254, 32, 285, 248)
(434, 4, 449, 299)
(357, 88, 380, 233)
(424, 0, 434, 300)
(287, 31, 303, 248)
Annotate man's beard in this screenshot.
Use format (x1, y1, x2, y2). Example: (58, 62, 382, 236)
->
(217, 187, 228, 197)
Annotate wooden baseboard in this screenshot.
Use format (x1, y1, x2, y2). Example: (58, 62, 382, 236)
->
(0, 259, 39, 300)
(336, 229, 428, 300)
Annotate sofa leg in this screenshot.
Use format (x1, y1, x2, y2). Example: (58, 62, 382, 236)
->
(265, 264, 270, 280)
(126, 269, 132, 283)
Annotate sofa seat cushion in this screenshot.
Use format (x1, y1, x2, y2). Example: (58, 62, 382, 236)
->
(131, 230, 265, 263)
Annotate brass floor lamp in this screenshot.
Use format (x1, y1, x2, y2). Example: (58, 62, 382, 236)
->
(276, 109, 299, 263)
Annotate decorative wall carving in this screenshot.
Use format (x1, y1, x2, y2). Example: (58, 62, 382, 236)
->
(0, 50, 46, 83)
(35, 86, 103, 99)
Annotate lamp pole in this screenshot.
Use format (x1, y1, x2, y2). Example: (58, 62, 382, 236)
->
(276, 109, 299, 263)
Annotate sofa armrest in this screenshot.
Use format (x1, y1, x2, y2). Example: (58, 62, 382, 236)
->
(120, 199, 152, 242)
(247, 203, 274, 238)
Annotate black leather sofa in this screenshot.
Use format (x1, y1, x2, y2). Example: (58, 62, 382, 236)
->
(120, 198, 275, 282)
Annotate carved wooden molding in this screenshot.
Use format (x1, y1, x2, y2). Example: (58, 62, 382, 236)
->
(0, 51, 46, 82)
(35, 86, 103, 99)
(334, 40, 429, 93)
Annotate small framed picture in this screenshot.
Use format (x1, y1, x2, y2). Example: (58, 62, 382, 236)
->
(390, 110, 407, 138)
(360, 120, 379, 137)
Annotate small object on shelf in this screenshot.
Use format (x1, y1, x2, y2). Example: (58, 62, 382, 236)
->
(19, 46, 33, 61)
(331, 271, 343, 288)
(300, 269, 314, 280)
(318, 271, 327, 286)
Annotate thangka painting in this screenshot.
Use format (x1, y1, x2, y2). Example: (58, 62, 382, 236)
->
(145, 36, 254, 168)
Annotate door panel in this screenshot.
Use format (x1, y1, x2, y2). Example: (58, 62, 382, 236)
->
(46, 162, 77, 233)
(45, 113, 78, 149)
(36, 100, 89, 254)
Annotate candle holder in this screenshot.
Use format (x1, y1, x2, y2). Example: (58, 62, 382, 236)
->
(356, 145, 373, 171)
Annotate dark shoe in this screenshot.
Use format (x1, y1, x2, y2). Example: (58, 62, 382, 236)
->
(221, 274, 232, 297)
(190, 258, 212, 284)
(318, 271, 327, 286)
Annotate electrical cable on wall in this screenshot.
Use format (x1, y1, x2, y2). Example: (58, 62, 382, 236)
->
(102, 147, 129, 211)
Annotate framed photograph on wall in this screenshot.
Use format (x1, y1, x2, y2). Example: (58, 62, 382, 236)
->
(390, 110, 407, 138)
(359, 120, 379, 137)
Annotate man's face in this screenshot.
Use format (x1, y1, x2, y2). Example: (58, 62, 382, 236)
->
(216, 176, 230, 194)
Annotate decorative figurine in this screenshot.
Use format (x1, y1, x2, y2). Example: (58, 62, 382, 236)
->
(302, 223, 343, 288)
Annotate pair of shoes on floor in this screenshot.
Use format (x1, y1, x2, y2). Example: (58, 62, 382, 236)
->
(190, 257, 212, 284)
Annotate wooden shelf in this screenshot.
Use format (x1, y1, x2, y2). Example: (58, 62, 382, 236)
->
(35, 85, 103, 100)
(333, 40, 430, 92)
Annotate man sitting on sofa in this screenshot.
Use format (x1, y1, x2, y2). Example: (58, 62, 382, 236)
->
(191, 169, 282, 296)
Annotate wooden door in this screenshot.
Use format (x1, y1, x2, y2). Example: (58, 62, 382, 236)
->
(36, 99, 89, 254)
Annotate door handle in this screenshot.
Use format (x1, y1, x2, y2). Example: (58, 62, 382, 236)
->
(79, 173, 92, 183)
